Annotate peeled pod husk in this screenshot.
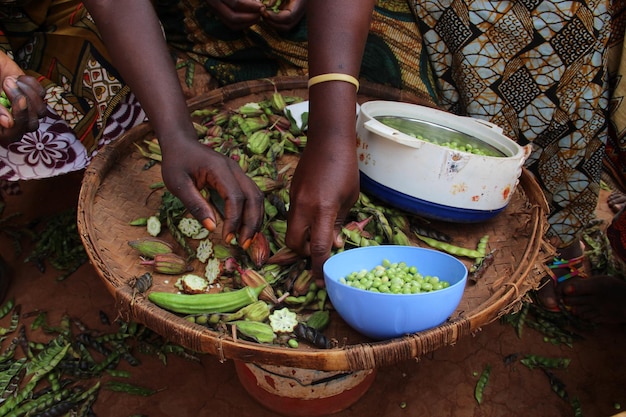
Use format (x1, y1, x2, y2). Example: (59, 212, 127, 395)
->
(239, 268, 278, 304)
(246, 232, 271, 268)
(266, 246, 301, 266)
(291, 269, 314, 297)
(140, 252, 193, 275)
(128, 237, 173, 258)
(223, 300, 271, 322)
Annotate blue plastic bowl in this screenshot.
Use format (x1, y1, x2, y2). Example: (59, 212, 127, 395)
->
(323, 246, 468, 340)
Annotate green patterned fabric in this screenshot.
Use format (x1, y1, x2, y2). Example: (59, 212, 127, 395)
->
(155, 0, 438, 99)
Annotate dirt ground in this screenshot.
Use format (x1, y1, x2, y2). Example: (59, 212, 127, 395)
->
(1, 171, 625, 417)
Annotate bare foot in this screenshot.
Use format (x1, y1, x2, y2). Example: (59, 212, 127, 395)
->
(536, 278, 560, 311)
(607, 190, 626, 214)
(559, 276, 626, 323)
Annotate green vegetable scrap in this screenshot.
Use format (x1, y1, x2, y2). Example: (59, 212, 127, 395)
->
(128, 237, 173, 258)
(474, 364, 491, 405)
(195, 238, 214, 263)
(268, 307, 298, 333)
(175, 273, 209, 294)
(178, 217, 203, 238)
(232, 320, 276, 343)
(146, 216, 162, 237)
(0, 90, 10, 111)
(0, 297, 14, 319)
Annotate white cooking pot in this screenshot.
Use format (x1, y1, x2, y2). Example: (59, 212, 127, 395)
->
(356, 101, 531, 222)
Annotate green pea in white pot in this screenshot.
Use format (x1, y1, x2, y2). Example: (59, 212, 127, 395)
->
(355, 100, 531, 223)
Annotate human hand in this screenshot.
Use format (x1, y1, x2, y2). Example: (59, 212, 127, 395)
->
(286, 139, 360, 281)
(261, 0, 306, 32)
(159, 137, 265, 250)
(558, 275, 626, 323)
(0, 52, 46, 146)
(206, 0, 265, 31)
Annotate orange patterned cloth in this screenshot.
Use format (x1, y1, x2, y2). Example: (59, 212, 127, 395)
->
(0, 0, 145, 184)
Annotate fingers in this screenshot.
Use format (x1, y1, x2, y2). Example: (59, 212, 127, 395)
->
(564, 304, 600, 322)
(0, 105, 12, 130)
(222, 0, 264, 12)
(168, 175, 219, 234)
(0, 75, 46, 144)
(3, 75, 46, 132)
(286, 210, 339, 281)
(261, 12, 295, 32)
(165, 170, 261, 247)
(213, 0, 264, 30)
(262, 2, 306, 32)
(219, 175, 265, 250)
(308, 220, 336, 282)
(560, 277, 597, 297)
(160, 138, 266, 253)
(285, 210, 310, 255)
(16, 76, 47, 117)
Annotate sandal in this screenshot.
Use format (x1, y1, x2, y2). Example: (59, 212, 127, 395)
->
(546, 255, 587, 284)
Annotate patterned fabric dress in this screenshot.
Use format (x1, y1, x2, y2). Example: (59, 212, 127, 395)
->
(604, 0, 626, 191)
(0, 0, 146, 192)
(411, 0, 611, 249)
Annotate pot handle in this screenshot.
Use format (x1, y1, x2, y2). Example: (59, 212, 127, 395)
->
(363, 120, 424, 149)
(459, 117, 504, 135)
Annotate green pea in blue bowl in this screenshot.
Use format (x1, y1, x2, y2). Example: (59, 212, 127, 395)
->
(323, 245, 468, 340)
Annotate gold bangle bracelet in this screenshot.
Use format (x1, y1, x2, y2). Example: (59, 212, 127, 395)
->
(307, 73, 360, 92)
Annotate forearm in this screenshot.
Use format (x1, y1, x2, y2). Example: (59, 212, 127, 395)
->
(307, 1, 373, 77)
(82, 0, 196, 150)
(306, 1, 374, 147)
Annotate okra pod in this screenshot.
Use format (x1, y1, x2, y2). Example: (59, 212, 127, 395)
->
(148, 285, 265, 314)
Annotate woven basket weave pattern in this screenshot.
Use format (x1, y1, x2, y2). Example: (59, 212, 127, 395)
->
(77, 77, 552, 371)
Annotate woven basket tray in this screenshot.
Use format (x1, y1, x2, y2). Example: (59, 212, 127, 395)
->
(77, 77, 552, 371)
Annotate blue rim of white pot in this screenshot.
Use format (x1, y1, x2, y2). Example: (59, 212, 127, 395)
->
(359, 171, 505, 223)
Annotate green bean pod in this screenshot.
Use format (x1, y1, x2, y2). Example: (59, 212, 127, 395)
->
(104, 380, 156, 396)
(0, 297, 14, 319)
(474, 364, 491, 405)
(520, 354, 571, 370)
(515, 303, 529, 338)
(0, 306, 20, 336)
(414, 234, 483, 259)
